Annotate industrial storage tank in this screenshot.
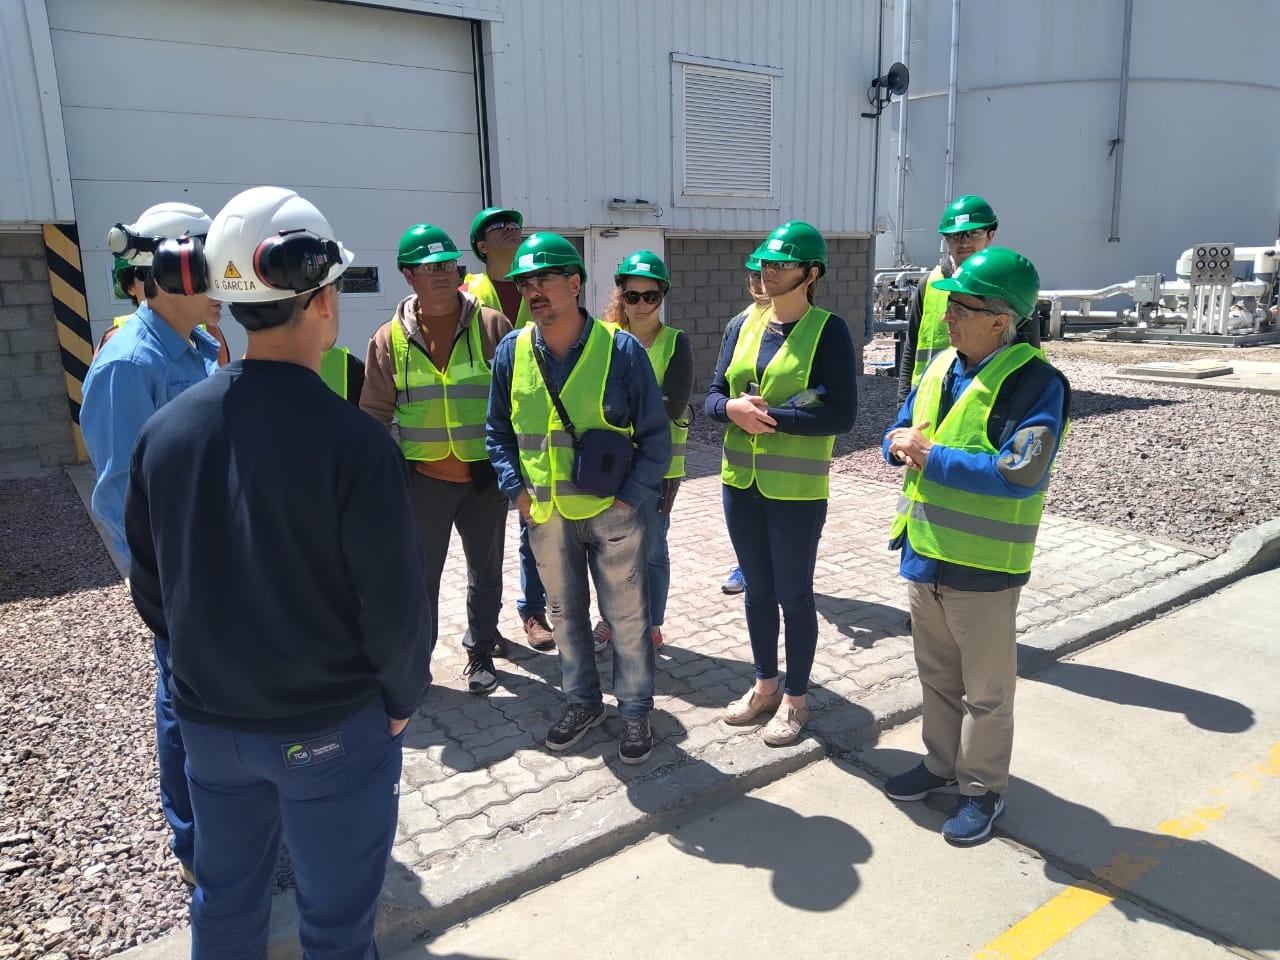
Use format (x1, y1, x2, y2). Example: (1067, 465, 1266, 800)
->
(877, 0, 1280, 291)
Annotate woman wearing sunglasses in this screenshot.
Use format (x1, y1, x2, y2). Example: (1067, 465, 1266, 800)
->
(591, 250, 693, 655)
(705, 221, 857, 745)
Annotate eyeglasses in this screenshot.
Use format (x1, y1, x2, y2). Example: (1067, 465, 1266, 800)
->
(513, 269, 570, 291)
(621, 290, 663, 305)
(945, 298, 1004, 321)
(760, 260, 803, 274)
(415, 261, 457, 274)
(484, 221, 521, 235)
(944, 228, 990, 244)
(303, 275, 343, 309)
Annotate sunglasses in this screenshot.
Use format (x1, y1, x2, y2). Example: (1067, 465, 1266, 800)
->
(415, 260, 457, 274)
(621, 290, 663, 305)
(760, 260, 804, 273)
(946, 298, 1003, 320)
(484, 221, 521, 235)
(303, 275, 344, 309)
(944, 228, 990, 244)
(513, 269, 570, 291)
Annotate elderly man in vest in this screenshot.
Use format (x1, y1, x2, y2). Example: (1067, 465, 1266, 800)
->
(882, 248, 1070, 845)
(361, 223, 512, 694)
(485, 233, 670, 765)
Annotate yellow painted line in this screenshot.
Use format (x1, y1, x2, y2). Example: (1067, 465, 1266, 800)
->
(43, 223, 82, 271)
(49, 271, 89, 321)
(63, 370, 83, 406)
(971, 740, 1279, 959)
(56, 317, 93, 367)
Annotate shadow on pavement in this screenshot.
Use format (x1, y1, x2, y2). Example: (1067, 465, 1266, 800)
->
(1067, 389, 1183, 419)
(815, 591, 910, 648)
(1025, 659, 1255, 733)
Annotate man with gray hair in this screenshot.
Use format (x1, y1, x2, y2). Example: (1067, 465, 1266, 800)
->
(880, 247, 1070, 846)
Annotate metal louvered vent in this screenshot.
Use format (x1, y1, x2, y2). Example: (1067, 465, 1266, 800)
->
(681, 64, 774, 198)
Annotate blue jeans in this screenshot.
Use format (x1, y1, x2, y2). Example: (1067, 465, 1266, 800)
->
(179, 699, 404, 960)
(640, 498, 672, 627)
(154, 637, 194, 869)
(516, 515, 546, 619)
(528, 505, 654, 719)
(722, 484, 828, 697)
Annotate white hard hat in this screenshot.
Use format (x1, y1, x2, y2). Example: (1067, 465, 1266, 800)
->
(204, 186, 354, 303)
(108, 202, 212, 266)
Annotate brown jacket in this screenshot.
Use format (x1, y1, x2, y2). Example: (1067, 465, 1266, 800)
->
(361, 290, 512, 480)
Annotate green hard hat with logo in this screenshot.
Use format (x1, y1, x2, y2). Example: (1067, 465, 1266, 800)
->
(938, 195, 998, 234)
(397, 224, 461, 266)
(469, 206, 524, 261)
(748, 221, 828, 276)
(933, 246, 1040, 318)
(744, 254, 763, 271)
(614, 250, 670, 291)
(505, 232, 587, 282)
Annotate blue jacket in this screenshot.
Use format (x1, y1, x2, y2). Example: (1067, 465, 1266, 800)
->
(81, 304, 221, 564)
(486, 312, 671, 510)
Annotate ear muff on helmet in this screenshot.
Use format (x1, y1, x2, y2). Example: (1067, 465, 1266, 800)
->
(107, 223, 161, 262)
(152, 236, 210, 295)
(253, 229, 342, 292)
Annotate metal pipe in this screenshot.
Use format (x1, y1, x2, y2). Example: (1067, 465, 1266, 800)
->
(893, 0, 911, 266)
(1107, 0, 1134, 243)
(940, 0, 961, 258)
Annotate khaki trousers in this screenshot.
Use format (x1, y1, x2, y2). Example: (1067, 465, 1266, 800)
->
(907, 581, 1021, 796)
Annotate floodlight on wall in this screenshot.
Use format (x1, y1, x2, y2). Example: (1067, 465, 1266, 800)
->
(861, 62, 909, 118)
(608, 197, 662, 215)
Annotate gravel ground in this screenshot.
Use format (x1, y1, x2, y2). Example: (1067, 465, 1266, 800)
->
(1, 337, 1278, 958)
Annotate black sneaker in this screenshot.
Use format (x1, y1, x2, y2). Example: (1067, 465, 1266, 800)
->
(618, 716, 653, 765)
(545, 703, 606, 751)
(884, 761, 958, 801)
(464, 650, 498, 695)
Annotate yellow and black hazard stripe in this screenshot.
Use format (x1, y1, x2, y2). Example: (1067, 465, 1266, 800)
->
(42, 223, 93, 462)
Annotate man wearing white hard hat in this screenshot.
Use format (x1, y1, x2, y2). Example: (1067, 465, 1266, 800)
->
(81, 200, 223, 886)
(125, 186, 432, 959)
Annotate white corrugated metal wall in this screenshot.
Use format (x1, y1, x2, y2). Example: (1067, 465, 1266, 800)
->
(481, 0, 881, 236)
(881, 0, 1280, 291)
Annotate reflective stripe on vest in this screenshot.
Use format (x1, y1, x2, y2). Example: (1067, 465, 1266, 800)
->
(465, 271, 532, 329)
(720, 306, 835, 501)
(510, 319, 627, 523)
(911, 266, 952, 387)
(391, 311, 491, 462)
(890, 342, 1046, 574)
(320, 347, 349, 398)
(643, 325, 688, 480)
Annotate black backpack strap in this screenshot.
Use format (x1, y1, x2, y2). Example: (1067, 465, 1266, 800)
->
(988, 356, 1072, 450)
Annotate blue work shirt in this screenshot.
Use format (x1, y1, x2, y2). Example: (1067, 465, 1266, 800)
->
(884, 346, 1067, 586)
(486, 311, 670, 510)
(81, 304, 222, 565)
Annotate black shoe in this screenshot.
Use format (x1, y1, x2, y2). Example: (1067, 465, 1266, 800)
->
(464, 650, 498, 695)
(618, 716, 653, 765)
(545, 703, 606, 751)
(884, 761, 957, 801)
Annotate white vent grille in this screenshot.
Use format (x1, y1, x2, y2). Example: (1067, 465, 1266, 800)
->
(680, 64, 774, 199)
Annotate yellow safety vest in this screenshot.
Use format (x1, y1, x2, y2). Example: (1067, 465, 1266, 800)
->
(890, 343, 1049, 574)
(720, 306, 835, 501)
(911, 266, 952, 387)
(319, 347, 349, 399)
(464, 271, 532, 329)
(510, 319, 628, 523)
(390, 312, 491, 462)
(644, 325, 688, 480)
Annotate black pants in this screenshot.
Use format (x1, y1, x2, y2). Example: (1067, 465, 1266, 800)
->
(407, 469, 507, 653)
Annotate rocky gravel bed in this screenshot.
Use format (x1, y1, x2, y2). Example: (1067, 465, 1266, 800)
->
(1, 337, 1277, 958)
(691, 337, 1280, 554)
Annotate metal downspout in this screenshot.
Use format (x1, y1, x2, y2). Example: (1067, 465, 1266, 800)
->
(1108, 0, 1135, 243)
(893, 0, 912, 266)
(941, 0, 960, 260)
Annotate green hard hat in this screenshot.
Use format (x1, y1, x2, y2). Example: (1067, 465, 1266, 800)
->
(505, 232, 586, 282)
(933, 246, 1040, 318)
(397, 223, 461, 266)
(749, 221, 828, 276)
(614, 250, 670, 291)
(469, 207, 523, 261)
(113, 256, 132, 275)
(744, 254, 763, 271)
(938, 195, 998, 234)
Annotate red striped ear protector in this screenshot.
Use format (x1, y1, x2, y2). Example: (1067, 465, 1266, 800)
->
(151, 235, 209, 295)
(253, 230, 341, 292)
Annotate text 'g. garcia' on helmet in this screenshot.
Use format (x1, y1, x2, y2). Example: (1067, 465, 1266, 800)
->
(749, 221, 828, 276)
(932, 247, 1040, 319)
(107, 202, 212, 267)
(204, 186, 354, 304)
(505, 233, 586, 283)
(398, 224, 462, 267)
(614, 250, 670, 292)
(938, 195, 998, 235)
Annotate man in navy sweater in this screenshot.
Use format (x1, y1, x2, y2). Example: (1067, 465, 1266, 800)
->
(126, 186, 433, 959)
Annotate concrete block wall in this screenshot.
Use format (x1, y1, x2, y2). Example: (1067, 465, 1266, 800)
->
(666, 237, 869, 390)
(0, 232, 77, 470)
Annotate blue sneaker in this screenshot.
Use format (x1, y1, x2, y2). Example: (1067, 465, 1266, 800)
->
(942, 792, 1005, 845)
(721, 565, 746, 595)
(884, 762, 957, 801)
